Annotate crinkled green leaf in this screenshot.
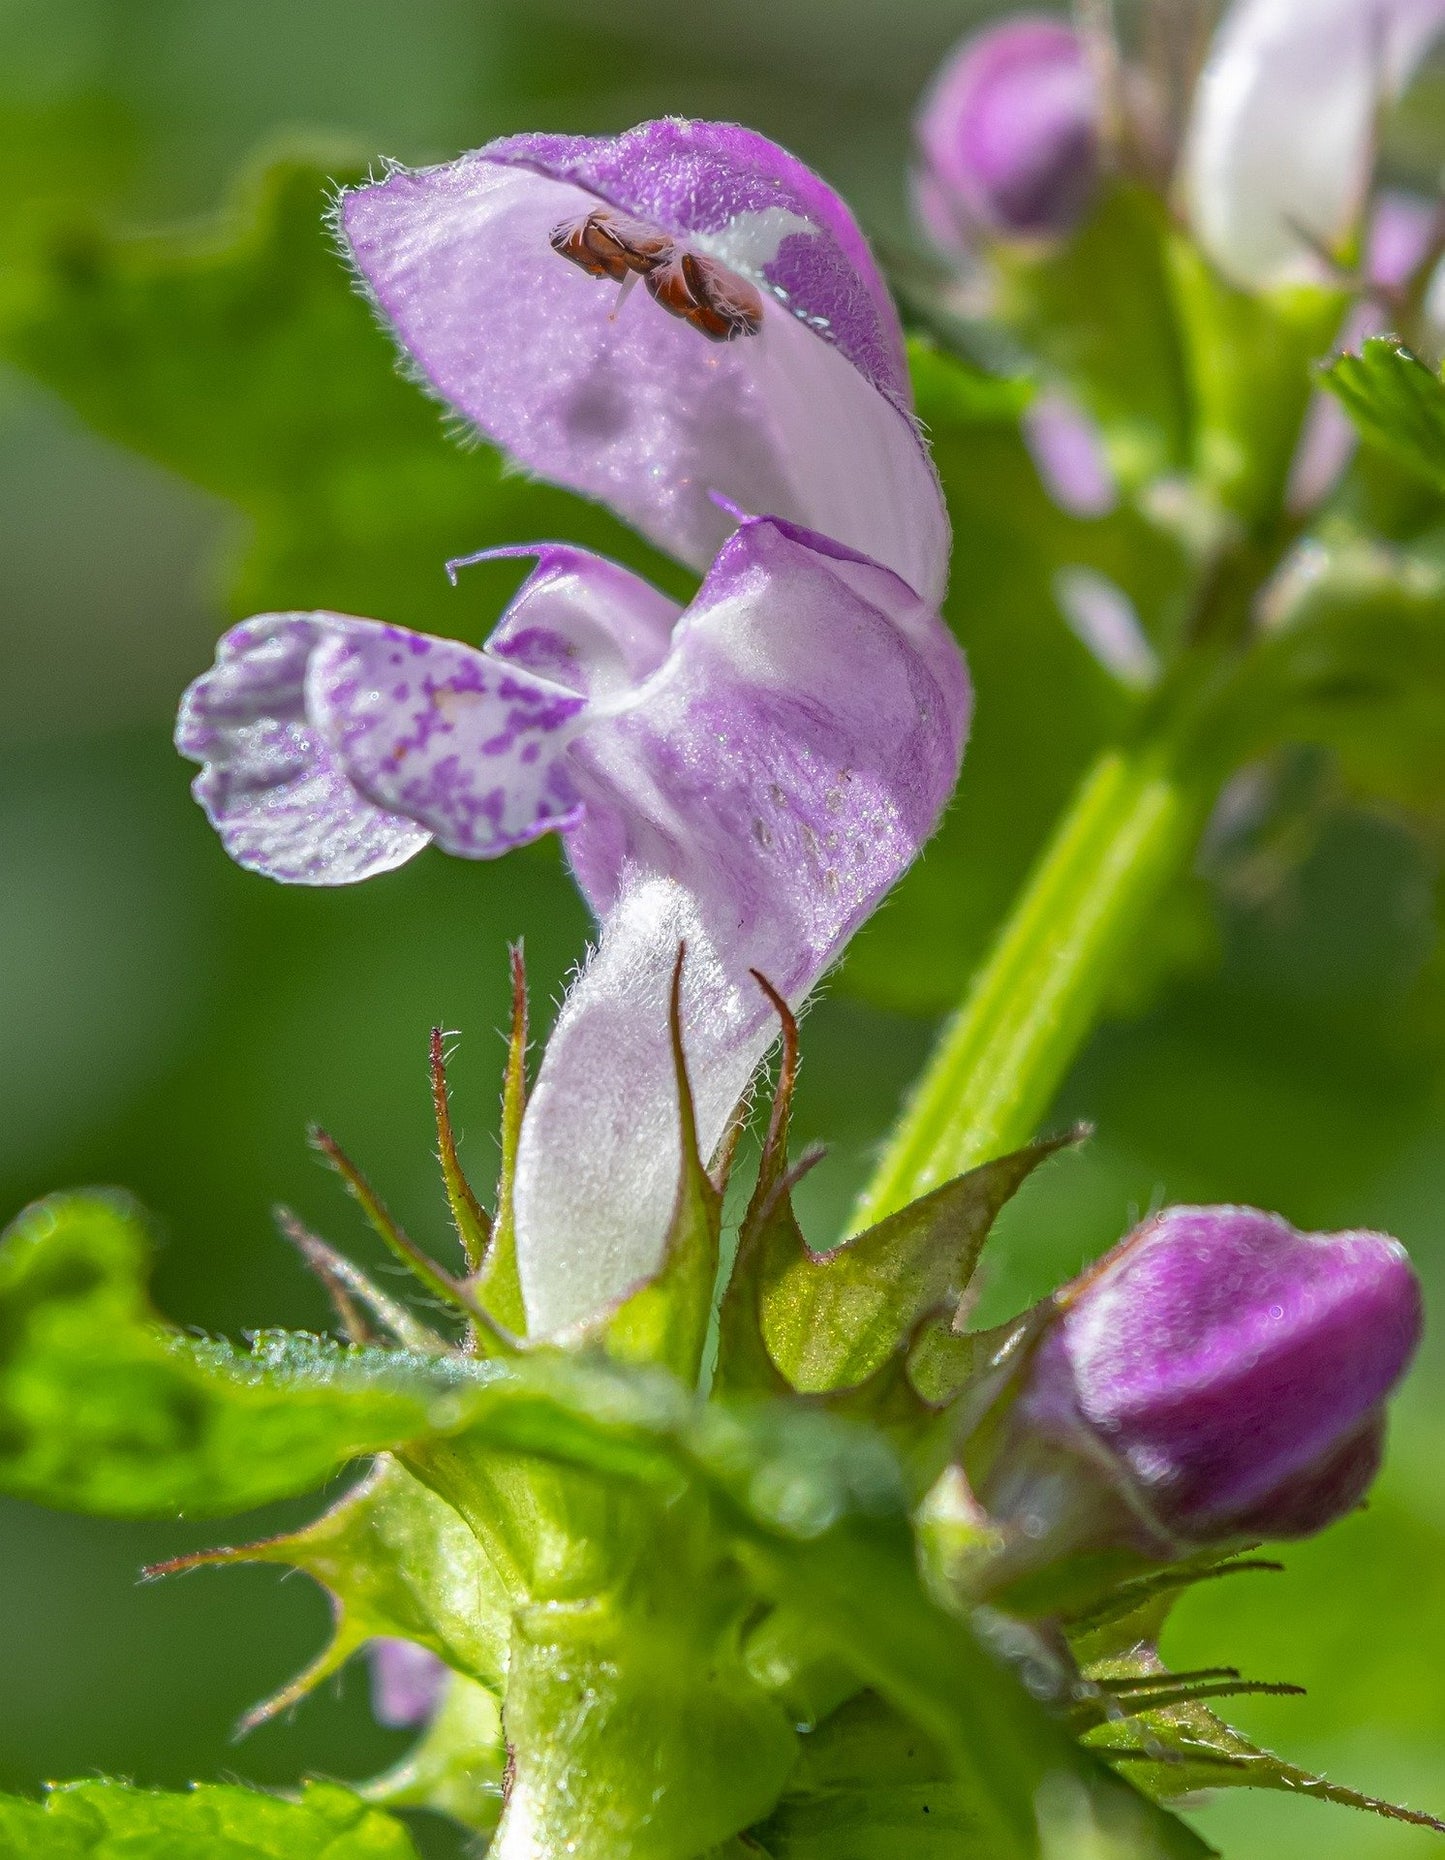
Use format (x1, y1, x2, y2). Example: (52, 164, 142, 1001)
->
(0, 149, 686, 637)
(1168, 244, 1346, 529)
(0, 1191, 496, 1517)
(0, 1778, 419, 1859)
(1322, 336, 1445, 492)
(160, 1453, 509, 1721)
(364, 1673, 506, 1838)
(996, 184, 1192, 487)
(759, 1132, 1081, 1394)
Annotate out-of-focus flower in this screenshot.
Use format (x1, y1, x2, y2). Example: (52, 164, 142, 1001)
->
(980, 1205, 1422, 1573)
(341, 118, 948, 606)
(1022, 389, 1118, 517)
(913, 16, 1102, 253)
(369, 1637, 448, 1728)
(1052, 567, 1157, 688)
(1182, 0, 1445, 290)
(179, 518, 968, 1334)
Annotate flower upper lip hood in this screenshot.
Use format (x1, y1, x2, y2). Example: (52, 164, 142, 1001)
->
(1181, 0, 1445, 290)
(339, 117, 950, 606)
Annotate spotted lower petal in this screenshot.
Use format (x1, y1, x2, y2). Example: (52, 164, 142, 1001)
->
(310, 622, 585, 858)
(175, 615, 433, 885)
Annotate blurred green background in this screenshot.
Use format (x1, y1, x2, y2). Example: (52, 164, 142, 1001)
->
(0, 3, 1442, 1856)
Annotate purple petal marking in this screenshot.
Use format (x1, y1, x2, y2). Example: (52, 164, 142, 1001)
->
(1183, 0, 1445, 288)
(175, 615, 432, 885)
(340, 123, 950, 604)
(515, 517, 970, 1335)
(310, 622, 586, 858)
(1015, 1205, 1423, 1546)
(369, 1637, 448, 1729)
(914, 16, 1100, 250)
(463, 542, 682, 700)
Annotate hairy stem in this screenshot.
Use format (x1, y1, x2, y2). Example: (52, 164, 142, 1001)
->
(852, 744, 1209, 1231)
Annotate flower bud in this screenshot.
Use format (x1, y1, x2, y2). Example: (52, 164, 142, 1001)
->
(977, 1206, 1422, 1593)
(914, 16, 1101, 253)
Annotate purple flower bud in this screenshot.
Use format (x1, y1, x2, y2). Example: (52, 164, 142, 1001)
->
(368, 1637, 448, 1728)
(914, 16, 1101, 252)
(981, 1207, 1422, 1578)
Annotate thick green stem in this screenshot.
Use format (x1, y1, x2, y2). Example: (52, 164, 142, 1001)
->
(852, 745, 1208, 1232)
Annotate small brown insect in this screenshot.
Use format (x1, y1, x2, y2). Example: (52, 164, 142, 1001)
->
(549, 208, 674, 282)
(550, 208, 764, 342)
(644, 250, 764, 342)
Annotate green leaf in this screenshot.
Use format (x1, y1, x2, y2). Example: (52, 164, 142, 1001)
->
(995, 184, 1192, 488)
(364, 1673, 506, 1838)
(0, 1191, 497, 1516)
(158, 1453, 510, 1722)
(1239, 531, 1445, 820)
(0, 148, 687, 637)
(760, 1132, 1081, 1393)
(0, 1778, 420, 1859)
(1167, 243, 1346, 529)
(750, 1690, 994, 1856)
(1322, 336, 1445, 491)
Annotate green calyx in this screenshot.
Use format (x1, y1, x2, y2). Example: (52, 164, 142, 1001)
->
(8, 952, 1432, 1855)
(0, 972, 1218, 1859)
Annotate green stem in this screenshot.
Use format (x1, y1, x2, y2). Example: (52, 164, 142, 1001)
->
(851, 744, 1209, 1232)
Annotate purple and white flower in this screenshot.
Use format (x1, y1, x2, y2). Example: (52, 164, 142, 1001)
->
(1183, 0, 1445, 289)
(918, 2, 1445, 296)
(179, 122, 969, 1337)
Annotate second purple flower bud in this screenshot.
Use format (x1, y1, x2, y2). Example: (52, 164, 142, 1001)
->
(973, 1204, 1422, 1606)
(914, 15, 1102, 255)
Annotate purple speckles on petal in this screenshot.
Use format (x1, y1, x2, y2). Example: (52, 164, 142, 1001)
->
(310, 624, 585, 858)
(175, 614, 432, 886)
